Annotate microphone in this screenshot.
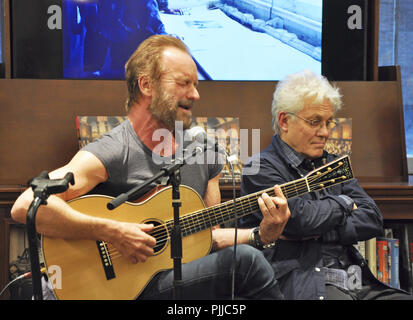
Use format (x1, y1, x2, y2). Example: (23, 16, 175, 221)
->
(186, 126, 208, 144)
(186, 126, 223, 154)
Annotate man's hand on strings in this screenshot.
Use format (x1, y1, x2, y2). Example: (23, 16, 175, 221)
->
(258, 185, 290, 244)
(108, 222, 156, 264)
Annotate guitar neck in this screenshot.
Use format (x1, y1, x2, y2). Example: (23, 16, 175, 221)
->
(176, 177, 309, 238)
(159, 154, 353, 238)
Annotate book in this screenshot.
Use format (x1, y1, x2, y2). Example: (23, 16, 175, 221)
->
(76, 115, 127, 148)
(376, 238, 390, 284)
(191, 117, 242, 184)
(410, 242, 413, 288)
(365, 238, 377, 277)
(408, 226, 413, 293)
(354, 241, 366, 259)
(387, 238, 400, 289)
(325, 117, 352, 157)
(382, 223, 413, 293)
(376, 236, 400, 288)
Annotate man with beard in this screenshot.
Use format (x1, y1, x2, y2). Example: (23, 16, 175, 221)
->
(11, 35, 289, 300)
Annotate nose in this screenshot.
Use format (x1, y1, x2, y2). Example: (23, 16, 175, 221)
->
(188, 85, 200, 101)
(317, 122, 330, 137)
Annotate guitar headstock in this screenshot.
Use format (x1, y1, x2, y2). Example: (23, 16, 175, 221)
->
(306, 155, 354, 192)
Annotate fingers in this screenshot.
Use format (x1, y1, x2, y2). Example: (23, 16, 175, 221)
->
(139, 223, 154, 232)
(257, 186, 291, 244)
(258, 190, 287, 218)
(138, 223, 157, 247)
(112, 222, 157, 264)
(258, 193, 276, 216)
(132, 224, 157, 263)
(273, 185, 286, 200)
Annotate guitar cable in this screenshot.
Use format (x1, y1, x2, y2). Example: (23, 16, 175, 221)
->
(0, 267, 47, 298)
(225, 152, 239, 301)
(213, 140, 238, 300)
(189, 127, 239, 300)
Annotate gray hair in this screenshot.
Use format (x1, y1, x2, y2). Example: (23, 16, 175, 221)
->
(271, 70, 343, 134)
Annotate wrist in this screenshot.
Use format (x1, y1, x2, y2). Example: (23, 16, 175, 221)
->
(248, 227, 276, 250)
(93, 217, 119, 243)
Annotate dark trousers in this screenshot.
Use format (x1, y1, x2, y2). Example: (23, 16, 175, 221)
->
(326, 283, 413, 300)
(139, 244, 284, 300)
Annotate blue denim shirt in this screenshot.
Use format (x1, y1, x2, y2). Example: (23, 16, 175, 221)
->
(240, 135, 384, 300)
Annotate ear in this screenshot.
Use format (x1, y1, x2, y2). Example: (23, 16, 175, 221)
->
(138, 74, 153, 98)
(278, 111, 290, 133)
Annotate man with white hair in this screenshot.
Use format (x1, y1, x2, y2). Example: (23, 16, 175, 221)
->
(240, 70, 412, 300)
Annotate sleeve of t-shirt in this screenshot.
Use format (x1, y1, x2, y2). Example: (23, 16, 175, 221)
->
(80, 133, 124, 181)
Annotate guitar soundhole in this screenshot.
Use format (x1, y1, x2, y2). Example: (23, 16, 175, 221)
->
(145, 220, 169, 255)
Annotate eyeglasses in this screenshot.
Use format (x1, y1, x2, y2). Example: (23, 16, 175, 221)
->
(286, 112, 337, 131)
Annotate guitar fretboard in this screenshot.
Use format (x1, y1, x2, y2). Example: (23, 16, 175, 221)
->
(161, 177, 310, 238)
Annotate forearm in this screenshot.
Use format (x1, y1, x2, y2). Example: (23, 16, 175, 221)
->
(213, 186, 290, 251)
(211, 224, 282, 251)
(11, 190, 113, 241)
(12, 190, 156, 264)
(282, 197, 346, 238)
(211, 228, 251, 251)
(331, 182, 383, 243)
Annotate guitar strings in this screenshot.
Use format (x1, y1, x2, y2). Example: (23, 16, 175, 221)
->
(107, 192, 269, 260)
(126, 172, 331, 241)
(146, 165, 347, 244)
(104, 163, 348, 261)
(105, 188, 300, 260)
(148, 162, 344, 237)
(135, 168, 339, 241)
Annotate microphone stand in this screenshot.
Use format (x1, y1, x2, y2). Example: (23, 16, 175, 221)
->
(107, 144, 206, 300)
(169, 169, 183, 300)
(27, 171, 75, 300)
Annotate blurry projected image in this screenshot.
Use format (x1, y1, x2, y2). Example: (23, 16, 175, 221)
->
(63, 0, 322, 80)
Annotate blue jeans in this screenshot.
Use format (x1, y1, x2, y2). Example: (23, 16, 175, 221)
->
(139, 245, 284, 300)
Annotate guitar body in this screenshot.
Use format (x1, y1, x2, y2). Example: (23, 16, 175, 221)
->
(42, 185, 211, 300)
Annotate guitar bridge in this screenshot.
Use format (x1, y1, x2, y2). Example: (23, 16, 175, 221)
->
(96, 241, 116, 280)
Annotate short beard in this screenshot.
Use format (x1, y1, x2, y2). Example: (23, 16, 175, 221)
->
(149, 89, 193, 131)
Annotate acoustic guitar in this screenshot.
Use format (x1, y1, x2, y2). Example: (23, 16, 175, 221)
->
(42, 155, 353, 299)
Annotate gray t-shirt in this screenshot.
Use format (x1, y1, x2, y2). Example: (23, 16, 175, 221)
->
(82, 119, 224, 200)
